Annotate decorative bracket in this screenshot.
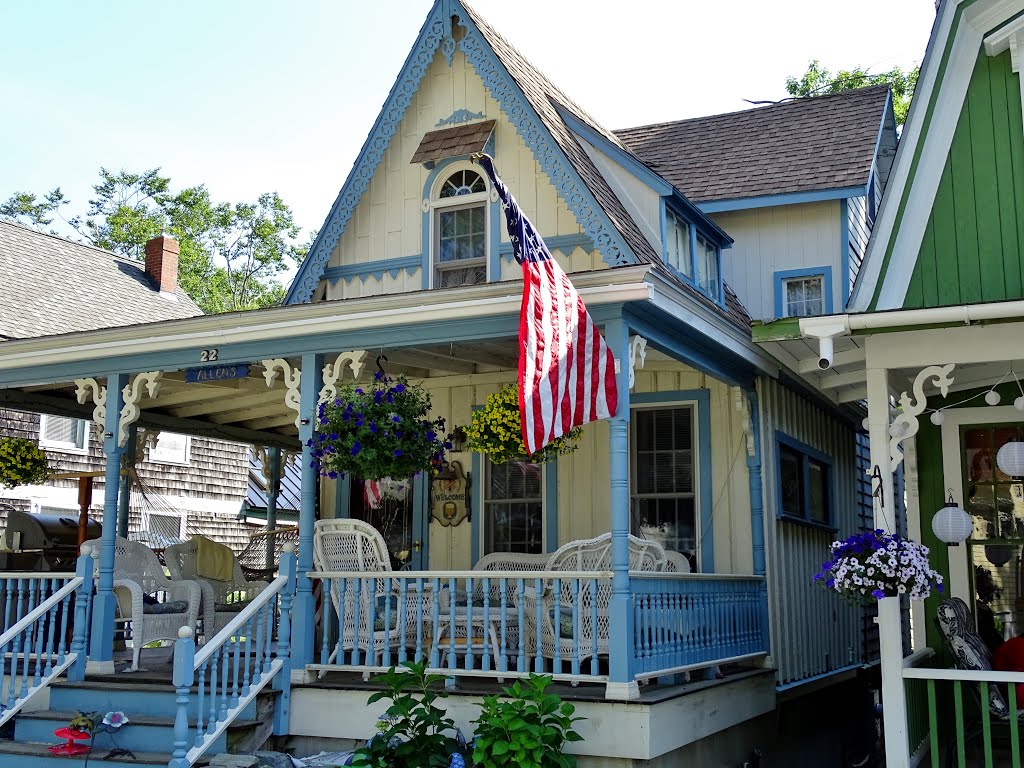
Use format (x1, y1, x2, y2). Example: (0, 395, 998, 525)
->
(320, 350, 368, 403)
(890, 363, 955, 469)
(733, 387, 756, 457)
(262, 359, 302, 429)
(134, 429, 160, 464)
(118, 372, 162, 447)
(74, 378, 107, 443)
(628, 335, 647, 389)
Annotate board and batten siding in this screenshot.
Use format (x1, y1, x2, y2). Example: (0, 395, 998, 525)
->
(905, 48, 1024, 308)
(757, 377, 863, 685)
(711, 201, 841, 322)
(325, 47, 604, 302)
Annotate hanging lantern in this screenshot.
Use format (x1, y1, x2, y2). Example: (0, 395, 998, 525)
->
(997, 441, 1024, 478)
(931, 492, 972, 546)
(930, 411, 946, 426)
(985, 544, 1016, 568)
(986, 390, 1002, 406)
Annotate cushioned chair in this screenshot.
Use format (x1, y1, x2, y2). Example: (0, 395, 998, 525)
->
(164, 538, 269, 639)
(83, 537, 202, 672)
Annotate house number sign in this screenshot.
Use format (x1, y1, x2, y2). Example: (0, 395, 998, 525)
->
(199, 348, 219, 362)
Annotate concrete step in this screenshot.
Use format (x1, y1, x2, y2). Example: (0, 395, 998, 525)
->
(0, 738, 173, 767)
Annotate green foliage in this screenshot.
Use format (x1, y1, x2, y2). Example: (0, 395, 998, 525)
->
(0, 168, 308, 314)
(785, 59, 920, 126)
(472, 675, 583, 768)
(352, 661, 470, 768)
(311, 372, 450, 482)
(0, 437, 50, 488)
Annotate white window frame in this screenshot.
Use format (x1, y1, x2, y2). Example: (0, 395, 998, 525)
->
(479, 458, 547, 557)
(140, 507, 188, 546)
(664, 208, 692, 279)
(147, 432, 192, 466)
(428, 162, 490, 289)
(782, 274, 825, 318)
(38, 414, 89, 454)
(696, 235, 721, 302)
(628, 399, 701, 570)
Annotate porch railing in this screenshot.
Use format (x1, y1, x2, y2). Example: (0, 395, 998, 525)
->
(903, 660, 1024, 768)
(309, 570, 614, 684)
(0, 548, 94, 726)
(630, 573, 769, 680)
(169, 545, 296, 768)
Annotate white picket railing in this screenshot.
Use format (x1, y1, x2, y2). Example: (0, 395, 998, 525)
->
(0, 548, 94, 726)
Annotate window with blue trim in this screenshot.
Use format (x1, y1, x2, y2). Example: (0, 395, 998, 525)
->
(484, 459, 543, 554)
(432, 168, 488, 288)
(665, 209, 691, 279)
(630, 406, 697, 566)
(781, 274, 824, 317)
(696, 235, 720, 302)
(778, 438, 831, 525)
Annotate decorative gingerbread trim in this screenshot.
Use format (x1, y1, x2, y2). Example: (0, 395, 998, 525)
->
(118, 371, 162, 447)
(262, 359, 303, 429)
(890, 363, 955, 469)
(74, 378, 107, 443)
(320, 350, 367, 403)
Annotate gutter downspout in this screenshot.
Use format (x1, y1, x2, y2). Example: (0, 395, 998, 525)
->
(800, 299, 1024, 340)
(745, 388, 771, 661)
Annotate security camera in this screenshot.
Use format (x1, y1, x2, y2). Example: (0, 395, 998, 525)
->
(817, 336, 834, 370)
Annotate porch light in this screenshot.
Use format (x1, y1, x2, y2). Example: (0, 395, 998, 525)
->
(986, 389, 1002, 406)
(1015, 396, 1024, 411)
(997, 440, 1024, 478)
(932, 492, 972, 546)
(930, 410, 946, 426)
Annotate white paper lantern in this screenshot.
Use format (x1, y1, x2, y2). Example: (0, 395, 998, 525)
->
(997, 441, 1024, 478)
(1015, 395, 1024, 411)
(930, 411, 946, 426)
(986, 390, 1002, 406)
(932, 499, 972, 546)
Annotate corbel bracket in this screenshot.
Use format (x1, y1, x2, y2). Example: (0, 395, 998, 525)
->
(320, 350, 368, 403)
(262, 359, 302, 429)
(74, 378, 107, 443)
(890, 363, 955, 470)
(119, 371, 162, 447)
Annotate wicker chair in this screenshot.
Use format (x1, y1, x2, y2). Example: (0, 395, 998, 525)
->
(522, 533, 666, 663)
(164, 538, 270, 639)
(313, 519, 432, 667)
(84, 537, 202, 672)
(663, 550, 692, 573)
(236, 527, 300, 582)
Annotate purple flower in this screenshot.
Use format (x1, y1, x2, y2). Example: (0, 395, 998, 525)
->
(328, 470, 339, 480)
(392, 415, 401, 423)
(329, 432, 339, 441)
(394, 449, 403, 457)
(386, 393, 394, 403)
(826, 579, 835, 589)
(394, 384, 406, 393)
(370, 422, 379, 433)
(374, 391, 384, 403)
(355, 388, 363, 395)
(872, 589, 885, 599)
(351, 442, 362, 455)
(374, 370, 385, 382)
(427, 431, 436, 442)
(102, 711, 128, 729)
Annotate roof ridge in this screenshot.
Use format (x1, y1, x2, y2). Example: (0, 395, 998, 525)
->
(614, 84, 891, 135)
(0, 218, 147, 268)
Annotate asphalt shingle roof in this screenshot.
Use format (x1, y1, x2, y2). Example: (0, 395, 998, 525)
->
(411, 120, 496, 165)
(0, 220, 202, 340)
(614, 85, 890, 203)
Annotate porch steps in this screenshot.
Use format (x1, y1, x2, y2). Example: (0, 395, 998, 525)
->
(0, 679, 279, 767)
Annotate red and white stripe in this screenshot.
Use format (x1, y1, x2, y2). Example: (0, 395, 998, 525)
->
(364, 480, 383, 510)
(518, 256, 616, 455)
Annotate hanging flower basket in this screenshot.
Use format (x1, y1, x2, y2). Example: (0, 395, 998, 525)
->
(466, 383, 582, 465)
(0, 437, 50, 488)
(813, 529, 944, 604)
(309, 372, 449, 482)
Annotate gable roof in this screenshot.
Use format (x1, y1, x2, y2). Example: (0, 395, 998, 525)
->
(0, 220, 202, 340)
(615, 85, 892, 204)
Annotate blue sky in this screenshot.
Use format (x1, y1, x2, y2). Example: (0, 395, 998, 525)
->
(2, 0, 937, 241)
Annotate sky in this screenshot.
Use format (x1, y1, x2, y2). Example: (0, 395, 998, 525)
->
(1, 0, 938, 241)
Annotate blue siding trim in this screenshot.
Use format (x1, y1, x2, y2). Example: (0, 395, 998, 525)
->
(497, 233, 594, 261)
(658, 199, 668, 264)
(286, 1, 451, 304)
(697, 185, 869, 214)
(322, 256, 424, 285)
(773, 266, 834, 319)
(839, 198, 850, 305)
(688, 223, 699, 286)
(774, 430, 836, 528)
(557, 108, 673, 196)
(630, 389, 713, 572)
(545, 460, 558, 553)
(294, 353, 324, 666)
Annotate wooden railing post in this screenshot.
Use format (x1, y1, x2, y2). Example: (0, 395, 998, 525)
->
(169, 626, 196, 768)
(68, 546, 94, 682)
(273, 544, 297, 735)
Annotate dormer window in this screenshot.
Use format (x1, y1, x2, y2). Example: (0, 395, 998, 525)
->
(431, 167, 489, 288)
(696, 235, 720, 302)
(665, 209, 692, 279)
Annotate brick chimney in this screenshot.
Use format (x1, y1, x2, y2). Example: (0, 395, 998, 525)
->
(144, 234, 179, 294)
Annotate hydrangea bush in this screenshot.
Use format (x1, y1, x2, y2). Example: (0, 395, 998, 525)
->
(813, 529, 944, 603)
(0, 437, 50, 488)
(466, 383, 582, 465)
(309, 372, 450, 482)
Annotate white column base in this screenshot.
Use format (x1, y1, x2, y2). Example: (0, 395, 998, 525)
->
(85, 659, 116, 676)
(605, 680, 640, 701)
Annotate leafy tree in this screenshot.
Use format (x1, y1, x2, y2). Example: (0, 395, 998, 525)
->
(785, 59, 920, 126)
(0, 169, 307, 314)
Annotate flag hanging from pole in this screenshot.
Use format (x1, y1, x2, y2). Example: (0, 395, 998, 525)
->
(474, 154, 618, 456)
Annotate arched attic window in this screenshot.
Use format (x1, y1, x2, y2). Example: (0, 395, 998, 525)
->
(430, 166, 489, 288)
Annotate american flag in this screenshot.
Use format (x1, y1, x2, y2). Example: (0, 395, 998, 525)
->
(364, 480, 383, 510)
(475, 155, 618, 455)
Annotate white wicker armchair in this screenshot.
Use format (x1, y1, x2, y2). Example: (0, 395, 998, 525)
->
(83, 537, 202, 672)
(522, 533, 666, 664)
(164, 538, 270, 640)
(313, 519, 432, 666)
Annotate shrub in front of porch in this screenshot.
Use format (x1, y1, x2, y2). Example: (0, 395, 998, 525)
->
(466, 384, 581, 464)
(813, 529, 943, 603)
(311, 372, 450, 482)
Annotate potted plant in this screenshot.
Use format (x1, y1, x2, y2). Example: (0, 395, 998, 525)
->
(813, 529, 944, 602)
(310, 371, 450, 483)
(472, 674, 583, 768)
(466, 384, 581, 465)
(0, 436, 50, 488)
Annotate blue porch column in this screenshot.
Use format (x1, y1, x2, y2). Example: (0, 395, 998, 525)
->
(605, 318, 638, 700)
(265, 447, 282, 574)
(90, 372, 128, 673)
(293, 353, 323, 667)
(745, 388, 771, 655)
(116, 425, 136, 538)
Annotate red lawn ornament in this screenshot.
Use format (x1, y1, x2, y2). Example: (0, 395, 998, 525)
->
(48, 727, 91, 756)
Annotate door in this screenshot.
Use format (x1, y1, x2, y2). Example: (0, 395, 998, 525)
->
(349, 476, 428, 570)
